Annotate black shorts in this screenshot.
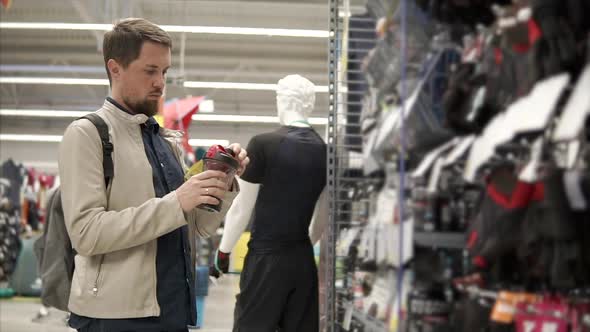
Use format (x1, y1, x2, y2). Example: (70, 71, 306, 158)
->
(233, 242, 319, 332)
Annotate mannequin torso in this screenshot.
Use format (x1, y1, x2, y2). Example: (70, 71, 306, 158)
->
(218, 74, 327, 332)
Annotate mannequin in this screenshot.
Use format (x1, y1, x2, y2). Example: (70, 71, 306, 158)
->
(214, 74, 328, 332)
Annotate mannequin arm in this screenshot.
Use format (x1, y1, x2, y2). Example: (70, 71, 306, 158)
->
(219, 177, 260, 253)
(309, 186, 328, 245)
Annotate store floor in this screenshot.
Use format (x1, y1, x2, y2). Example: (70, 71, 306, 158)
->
(0, 274, 240, 332)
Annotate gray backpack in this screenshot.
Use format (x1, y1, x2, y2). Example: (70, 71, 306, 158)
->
(33, 113, 113, 311)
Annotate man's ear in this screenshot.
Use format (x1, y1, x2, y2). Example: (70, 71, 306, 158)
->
(107, 59, 121, 80)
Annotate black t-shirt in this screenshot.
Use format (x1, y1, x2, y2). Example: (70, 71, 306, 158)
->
(241, 126, 327, 250)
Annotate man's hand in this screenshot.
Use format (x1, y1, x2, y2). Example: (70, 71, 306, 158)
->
(209, 249, 230, 278)
(228, 143, 250, 177)
(176, 170, 228, 212)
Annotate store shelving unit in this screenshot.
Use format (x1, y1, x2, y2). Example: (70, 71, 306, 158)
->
(326, 0, 377, 331)
(413, 232, 465, 250)
(325, 1, 466, 331)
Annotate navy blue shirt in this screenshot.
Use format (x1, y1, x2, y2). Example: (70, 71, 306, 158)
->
(69, 98, 195, 331)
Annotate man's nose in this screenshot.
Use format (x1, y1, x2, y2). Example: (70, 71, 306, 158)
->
(153, 74, 165, 89)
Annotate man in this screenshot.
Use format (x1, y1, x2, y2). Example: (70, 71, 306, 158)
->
(213, 75, 328, 332)
(59, 18, 249, 332)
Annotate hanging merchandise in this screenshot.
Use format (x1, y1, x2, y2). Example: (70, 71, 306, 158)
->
(20, 166, 55, 232)
(0, 178, 21, 284)
(162, 96, 208, 162)
(364, 1, 462, 162)
(365, 163, 413, 267)
(552, 65, 590, 143)
(0, 159, 25, 210)
(326, 0, 590, 331)
(0, 159, 57, 288)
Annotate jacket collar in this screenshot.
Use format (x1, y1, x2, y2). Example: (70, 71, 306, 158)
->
(102, 99, 149, 125)
(102, 98, 184, 140)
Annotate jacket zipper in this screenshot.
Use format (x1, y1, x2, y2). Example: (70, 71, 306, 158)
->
(92, 255, 105, 295)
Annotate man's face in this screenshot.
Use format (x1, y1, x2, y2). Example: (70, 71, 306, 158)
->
(110, 41, 171, 117)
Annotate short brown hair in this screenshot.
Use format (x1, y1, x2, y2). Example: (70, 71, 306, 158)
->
(103, 18, 172, 84)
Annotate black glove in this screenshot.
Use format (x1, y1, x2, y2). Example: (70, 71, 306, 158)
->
(209, 249, 230, 278)
(443, 63, 490, 134)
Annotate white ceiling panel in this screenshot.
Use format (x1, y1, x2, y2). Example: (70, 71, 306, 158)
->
(0, 0, 336, 167)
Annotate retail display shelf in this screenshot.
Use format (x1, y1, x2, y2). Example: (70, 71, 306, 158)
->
(351, 308, 388, 332)
(413, 231, 465, 249)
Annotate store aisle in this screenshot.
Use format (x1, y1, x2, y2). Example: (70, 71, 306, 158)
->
(0, 274, 240, 332)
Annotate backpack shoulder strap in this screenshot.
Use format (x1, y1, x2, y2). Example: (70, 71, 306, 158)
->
(78, 114, 114, 185)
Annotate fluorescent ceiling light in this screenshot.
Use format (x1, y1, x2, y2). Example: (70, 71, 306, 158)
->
(189, 139, 229, 147)
(22, 161, 59, 169)
(0, 109, 90, 117)
(0, 22, 111, 31)
(192, 114, 328, 125)
(0, 77, 328, 92)
(0, 133, 229, 146)
(0, 77, 109, 85)
(163, 25, 328, 38)
(183, 81, 328, 92)
(0, 22, 328, 38)
(184, 81, 276, 91)
(193, 114, 277, 123)
(199, 100, 215, 113)
(0, 134, 62, 142)
(184, 81, 328, 93)
(0, 109, 328, 125)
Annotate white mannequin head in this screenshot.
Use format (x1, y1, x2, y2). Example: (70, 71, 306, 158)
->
(276, 74, 316, 126)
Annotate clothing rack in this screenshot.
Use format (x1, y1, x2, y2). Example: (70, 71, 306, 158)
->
(325, 0, 590, 331)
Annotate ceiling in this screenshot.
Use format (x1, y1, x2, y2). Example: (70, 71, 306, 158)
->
(0, 0, 346, 169)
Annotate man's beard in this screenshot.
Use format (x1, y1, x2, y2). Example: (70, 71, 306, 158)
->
(124, 97, 159, 117)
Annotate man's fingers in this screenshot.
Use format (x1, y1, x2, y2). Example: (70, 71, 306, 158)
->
(238, 148, 247, 160)
(202, 196, 221, 206)
(237, 157, 250, 176)
(241, 157, 250, 168)
(197, 178, 228, 190)
(192, 170, 227, 180)
(229, 143, 242, 156)
(203, 187, 225, 199)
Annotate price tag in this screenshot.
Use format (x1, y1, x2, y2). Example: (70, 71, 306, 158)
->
(491, 292, 540, 323)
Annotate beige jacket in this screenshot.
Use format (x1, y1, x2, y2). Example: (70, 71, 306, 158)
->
(58, 100, 238, 319)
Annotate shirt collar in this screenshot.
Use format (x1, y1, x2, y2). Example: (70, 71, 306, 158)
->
(143, 117, 160, 134)
(105, 97, 157, 131)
